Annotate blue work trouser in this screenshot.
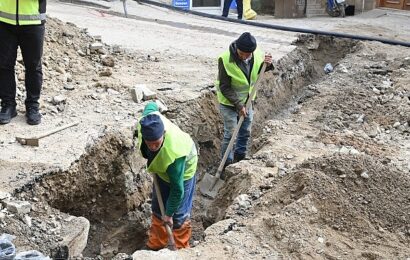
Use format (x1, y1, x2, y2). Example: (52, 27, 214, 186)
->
(151, 174, 196, 229)
(219, 104, 254, 164)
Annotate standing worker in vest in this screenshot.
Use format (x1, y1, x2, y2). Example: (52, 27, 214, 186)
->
(135, 102, 198, 250)
(216, 32, 273, 175)
(0, 0, 46, 125)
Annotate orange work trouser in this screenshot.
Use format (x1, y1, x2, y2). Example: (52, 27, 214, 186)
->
(146, 214, 192, 250)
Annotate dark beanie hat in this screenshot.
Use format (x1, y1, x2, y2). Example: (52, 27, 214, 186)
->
(140, 114, 165, 141)
(236, 32, 257, 52)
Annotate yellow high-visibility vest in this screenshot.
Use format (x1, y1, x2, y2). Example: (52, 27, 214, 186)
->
(0, 0, 46, 25)
(137, 112, 197, 183)
(216, 49, 263, 106)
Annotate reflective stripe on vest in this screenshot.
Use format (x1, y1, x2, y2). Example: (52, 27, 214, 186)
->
(216, 49, 264, 107)
(0, 0, 45, 25)
(0, 11, 46, 20)
(137, 112, 198, 183)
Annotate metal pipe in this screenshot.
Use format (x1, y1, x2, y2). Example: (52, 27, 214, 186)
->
(137, 0, 410, 48)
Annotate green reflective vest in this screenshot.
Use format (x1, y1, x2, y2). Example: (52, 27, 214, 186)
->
(0, 0, 46, 25)
(137, 112, 198, 183)
(216, 49, 264, 107)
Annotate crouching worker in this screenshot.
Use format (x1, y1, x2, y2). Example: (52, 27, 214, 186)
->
(135, 102, 198, 250)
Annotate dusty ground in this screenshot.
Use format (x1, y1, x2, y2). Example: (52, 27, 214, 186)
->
(0, 0, 409, 259)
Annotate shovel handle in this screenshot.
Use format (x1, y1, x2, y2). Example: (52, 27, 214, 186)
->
(213, 62, 268, 183)
(35, 121, 80, 139)
(152, 174, 177, 250)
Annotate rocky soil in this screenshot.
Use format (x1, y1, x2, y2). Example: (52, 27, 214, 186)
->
(1, 5, 410, 260)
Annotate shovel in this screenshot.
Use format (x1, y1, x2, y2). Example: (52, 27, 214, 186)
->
(16, 121, 79, 146)
(152, 174, 177, 251)
(199, 62, 267, 198)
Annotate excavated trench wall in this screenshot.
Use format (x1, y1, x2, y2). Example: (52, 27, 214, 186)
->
(195, 35, 358, 226)
(168, 35, 358, 172)
(20, 131, 152, 257)
(18, 35, 357, 257)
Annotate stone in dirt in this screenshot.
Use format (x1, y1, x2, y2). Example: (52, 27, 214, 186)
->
(4, 200, 31, 214)
(60, 216, 90, 257)
(52, 95, 67, 105)
(102, 56, 115, 67)
(132, 84, 157, 101)
(64, 84, 75, 91)
(0, 191, 11, 200)
(99, 68, 113, 77)
(131, 87, 143, 103)
(90, 42, 103, 50)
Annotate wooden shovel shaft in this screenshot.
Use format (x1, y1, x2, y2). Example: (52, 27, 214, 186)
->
(35, 121, 79, 140)
(152, 174, 177, 250)
(16, 121, 80, 146)
(212, 63, 268, 188)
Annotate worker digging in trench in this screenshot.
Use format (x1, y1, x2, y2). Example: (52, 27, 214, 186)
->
(133, 102, 198, 250)
(216, 32, 273, 178)
(133, 32, 272, 249)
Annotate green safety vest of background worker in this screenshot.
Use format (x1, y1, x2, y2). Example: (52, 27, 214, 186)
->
(135, 102, 198, 250)
(216, 32, 274, 177)
(0, 0, 46, 125)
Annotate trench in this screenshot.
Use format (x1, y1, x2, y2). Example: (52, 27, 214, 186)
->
(18, 35, 357, 258)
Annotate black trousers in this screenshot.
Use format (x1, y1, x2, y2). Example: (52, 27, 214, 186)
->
(222, 0, 243, 19)
(0, 22, 45, 108)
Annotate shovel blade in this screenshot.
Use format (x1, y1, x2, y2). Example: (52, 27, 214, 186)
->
(199, 173, 225, 198)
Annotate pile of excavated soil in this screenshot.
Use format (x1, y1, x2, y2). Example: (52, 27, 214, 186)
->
(252, 154, 410, 259)
(15, 18, 131, 115)
(183, 41, 410, 260)
(297, 154, 410, 236)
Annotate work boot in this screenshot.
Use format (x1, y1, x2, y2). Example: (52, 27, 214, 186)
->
(26, 106, 42, 125)
(233, 153, 247, 163)
(0, 106, 17, 125)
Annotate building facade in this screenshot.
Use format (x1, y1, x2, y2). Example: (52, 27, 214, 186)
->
(166, 0, 409, 16)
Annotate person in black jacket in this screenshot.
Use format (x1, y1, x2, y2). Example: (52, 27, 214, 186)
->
(0, 0, 46, 125)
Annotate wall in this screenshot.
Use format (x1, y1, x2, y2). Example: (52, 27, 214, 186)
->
(306, 0, 326, 17)
(275, 0, 305, 18)
(255, 0, 275, 14)
(305, 0, 376, 17)
(354, 0, 377, 12)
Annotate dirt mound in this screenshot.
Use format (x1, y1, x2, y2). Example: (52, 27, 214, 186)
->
(298, 154, 410, 235)
(254, 154, 410, 258)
